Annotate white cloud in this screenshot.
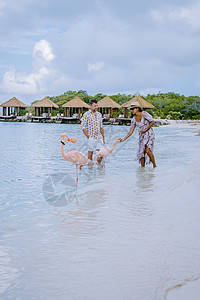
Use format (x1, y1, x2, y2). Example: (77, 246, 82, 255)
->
(33, 39, 55, 62)
(1, 0, 200, 101)
(170, 1, 200, 28)
(88, 62, 104, 72)
(150, 10, 164, 23)
(2, 67, 49, 94)
(0, 0, 5, 12)
(1, 39, 56, 96)
(151, 1, 200, 29)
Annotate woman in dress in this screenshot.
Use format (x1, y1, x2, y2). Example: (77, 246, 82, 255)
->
(120, 102, 157, 168)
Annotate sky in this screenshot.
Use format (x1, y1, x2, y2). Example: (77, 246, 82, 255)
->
(1, 0, 200, 105)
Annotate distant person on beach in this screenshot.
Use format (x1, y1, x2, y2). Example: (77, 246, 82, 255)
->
(120, 102, 157, 168)
(81, 99, 105, 163)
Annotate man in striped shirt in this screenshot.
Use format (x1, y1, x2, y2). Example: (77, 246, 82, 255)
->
(81, 99, 105, 163)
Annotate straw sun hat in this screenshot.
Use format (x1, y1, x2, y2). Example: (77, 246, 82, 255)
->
(129, 102, 142, 109)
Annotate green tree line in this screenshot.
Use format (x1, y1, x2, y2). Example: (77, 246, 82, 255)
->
(47, 90, 200, 119)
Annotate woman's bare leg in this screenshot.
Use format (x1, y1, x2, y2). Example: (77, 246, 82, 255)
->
(96, 149, 103, 163)
(88, 151, 93, 160)
(97, 156, 103, 163)
(140, 157, 145, 167)
(145, 146, 157, 168)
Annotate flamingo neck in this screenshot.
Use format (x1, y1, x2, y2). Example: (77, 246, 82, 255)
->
(61, 144, 66, 157)
(110, 138, 121, 152)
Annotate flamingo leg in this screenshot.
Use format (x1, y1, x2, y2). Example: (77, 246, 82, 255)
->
(76, 165, 79, 185)
(102, 158, 106, 168)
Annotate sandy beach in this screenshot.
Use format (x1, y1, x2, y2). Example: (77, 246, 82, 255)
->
(157, 118, 200, 127)
(166, 277, 200, 300)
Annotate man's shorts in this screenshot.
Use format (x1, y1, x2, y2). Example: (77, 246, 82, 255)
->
(88, 137, 103, 152)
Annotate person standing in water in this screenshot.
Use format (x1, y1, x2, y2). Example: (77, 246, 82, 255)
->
(81, 99, 105, 163)
(120, 102, 157, 168)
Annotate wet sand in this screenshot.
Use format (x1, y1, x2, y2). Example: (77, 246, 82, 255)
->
(166, 277, 200, 300)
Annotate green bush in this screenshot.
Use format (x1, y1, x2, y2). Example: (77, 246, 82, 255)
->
(19, 109, 28, 116)
(112, 111, 120, 118)
(51, 109, 59, 116)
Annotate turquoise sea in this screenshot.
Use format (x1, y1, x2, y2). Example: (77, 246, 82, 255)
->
(0, 122, 200, 299)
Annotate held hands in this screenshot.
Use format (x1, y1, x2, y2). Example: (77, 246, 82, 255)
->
(119, 138, 124, 142)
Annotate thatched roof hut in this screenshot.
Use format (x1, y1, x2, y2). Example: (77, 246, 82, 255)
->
(62, 96, 90, 108)
(32, 97, 59, 108)
(121, 96, 154, 109)
(0, 97, 27, 116)
(121, 96, 154, 117)
(32, 97, 59, 116)
(97, 96, 121, 117)
(98, 96, 121, 108)
(0, 97, 27, 108)
(62, 96, 90, 117)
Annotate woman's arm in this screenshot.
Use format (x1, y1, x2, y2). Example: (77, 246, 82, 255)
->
(139, 121, 154, 133)
(120, 126, 135, 142)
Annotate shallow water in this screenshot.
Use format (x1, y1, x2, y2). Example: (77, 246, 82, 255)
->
(0, 122, 200, 300)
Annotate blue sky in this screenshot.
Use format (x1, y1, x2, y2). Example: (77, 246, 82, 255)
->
(1, 0, 200, 105)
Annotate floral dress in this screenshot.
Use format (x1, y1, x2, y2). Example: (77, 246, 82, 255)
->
(131, 111, 155, 163)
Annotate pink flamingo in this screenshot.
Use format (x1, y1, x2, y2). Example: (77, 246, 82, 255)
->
(60, 134, 96, 182)
(94, 137, 121, 167)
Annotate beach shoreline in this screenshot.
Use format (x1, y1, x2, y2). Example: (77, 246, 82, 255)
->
(156, 118, 200, 126)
